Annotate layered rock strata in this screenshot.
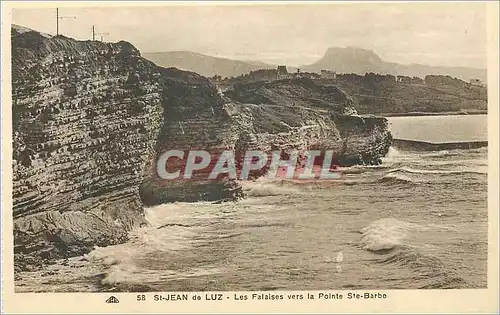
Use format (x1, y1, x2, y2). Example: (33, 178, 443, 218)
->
(12, 26, 164, 268)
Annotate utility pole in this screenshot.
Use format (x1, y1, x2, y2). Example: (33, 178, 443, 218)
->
(56, 8, 76, 36)
(92, 25, 95, 41)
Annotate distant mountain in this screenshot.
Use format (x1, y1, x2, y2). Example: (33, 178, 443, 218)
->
(142, 51, 275, 78)
(143, 47, 486, 82)
(301, 47, 486, 82)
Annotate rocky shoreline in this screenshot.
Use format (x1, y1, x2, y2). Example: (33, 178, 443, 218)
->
(15, 255, 155, 293)
(11, 25, 392, 272)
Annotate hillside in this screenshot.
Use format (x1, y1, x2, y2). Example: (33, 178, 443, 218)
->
(142, 51, 275, 78)
(225, 78, 357, 114)
(221, 72, 487, 115)
(329, 73, 487, 114)
(302, 47, 486, 82)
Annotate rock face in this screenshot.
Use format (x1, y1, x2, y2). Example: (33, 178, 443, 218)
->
(140, 67, 244, 204)
(224, 79, 392, 165)
(11, 25, 392, 268)
(12, 25, 164, 268)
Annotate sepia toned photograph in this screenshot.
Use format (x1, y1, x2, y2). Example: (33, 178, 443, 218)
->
(2, 1, 498, 312)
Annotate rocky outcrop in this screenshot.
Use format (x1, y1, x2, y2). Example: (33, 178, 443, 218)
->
(11, 25, 391, 268)
(140, 67, 244, 204)
(12, 25, 164, 267)
(332, 114, 392, 165)
(223, 79, 391, 165)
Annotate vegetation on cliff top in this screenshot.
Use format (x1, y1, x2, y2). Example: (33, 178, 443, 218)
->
(221, 72, 487, 115)
(224, 78, 356, 114)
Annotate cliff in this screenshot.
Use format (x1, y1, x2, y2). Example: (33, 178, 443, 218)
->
(11, 25, 391, 269)
(223, 78, 392, 165)
(226, 78, 356, 113)
(139, 67, 244, 204)
(12, 26, 242, 268)
(12, 25, 165, 269)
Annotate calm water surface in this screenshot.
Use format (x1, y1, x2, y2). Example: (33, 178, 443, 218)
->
(388, 114, 487, 142)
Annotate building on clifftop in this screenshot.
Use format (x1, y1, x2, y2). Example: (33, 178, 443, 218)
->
(320, 70, 337, 79)
(277, 65, 292, 80)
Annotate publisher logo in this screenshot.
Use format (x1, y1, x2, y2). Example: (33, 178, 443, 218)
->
(105, 296, 120, 304)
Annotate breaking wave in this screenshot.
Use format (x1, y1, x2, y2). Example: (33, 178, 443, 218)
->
(359, 218, 468, 289)
(382, 146, 402, 163)
(421, 150, 466, 159)
(389, 167, 486, 175)
(242, 180, 301, 197)
(86, 203, 232, 290)
(378, 173, 415, 185)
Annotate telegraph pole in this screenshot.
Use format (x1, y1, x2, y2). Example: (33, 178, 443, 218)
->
(92, 25, 95, 41)
(56, 8, 76, 36)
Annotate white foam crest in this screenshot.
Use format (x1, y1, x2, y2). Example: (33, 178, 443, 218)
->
(359, 218, 425, 251)
(85, 201, 238, 286)
(88, 225, 197, 265)
(242, 180, 299, 197)
(144, 202, 233, 227)
(389, 166, 487, 175)
(379, 172, 414, 184)
(380, 146, 404, 164)
(99, 261, 223, 287)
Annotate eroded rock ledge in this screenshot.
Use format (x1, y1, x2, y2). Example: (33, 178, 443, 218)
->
(11, 25, 391, 269)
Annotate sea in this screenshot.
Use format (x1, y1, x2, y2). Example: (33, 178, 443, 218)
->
(15, 114, 488, 292)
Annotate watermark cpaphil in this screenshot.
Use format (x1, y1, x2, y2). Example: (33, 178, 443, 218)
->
(155, 148, 341, 181)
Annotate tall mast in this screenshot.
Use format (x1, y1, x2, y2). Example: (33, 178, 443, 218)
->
(55, 8, 76, 36)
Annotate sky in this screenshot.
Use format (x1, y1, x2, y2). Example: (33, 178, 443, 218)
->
(10, 2, 488, 68)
